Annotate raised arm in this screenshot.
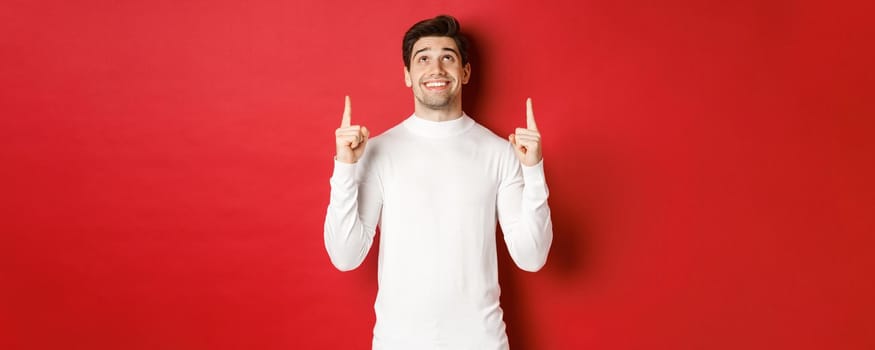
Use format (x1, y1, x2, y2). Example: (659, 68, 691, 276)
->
(499, 98, 553, 272)
(324, 96, 382, 271)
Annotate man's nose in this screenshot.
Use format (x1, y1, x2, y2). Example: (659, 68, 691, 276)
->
(429, 61, 447, 75)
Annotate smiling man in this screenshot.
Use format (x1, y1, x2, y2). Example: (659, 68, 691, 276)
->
(324, 15, 553, 349)
(404, 35, 470, 114)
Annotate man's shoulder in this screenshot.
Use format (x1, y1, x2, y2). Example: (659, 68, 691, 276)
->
(468, 119, 513, 149)
(358, 119, 411, 162)
(366, 121, 407, 145)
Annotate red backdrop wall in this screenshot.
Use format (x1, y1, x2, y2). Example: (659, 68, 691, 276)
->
(2, 0, 873, 349)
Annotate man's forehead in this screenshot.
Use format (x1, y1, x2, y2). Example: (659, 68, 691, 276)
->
(412, 36, 459, 53)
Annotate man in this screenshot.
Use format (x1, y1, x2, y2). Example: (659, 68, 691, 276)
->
(324, 15, 553, 349)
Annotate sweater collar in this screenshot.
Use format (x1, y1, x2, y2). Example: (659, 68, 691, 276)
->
(402, 112, 475, 138)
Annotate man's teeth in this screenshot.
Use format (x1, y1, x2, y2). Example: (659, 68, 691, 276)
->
(425, 82, 447, 87)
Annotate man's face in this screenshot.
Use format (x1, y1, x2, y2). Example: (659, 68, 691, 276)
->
(404, 36, 471, 111)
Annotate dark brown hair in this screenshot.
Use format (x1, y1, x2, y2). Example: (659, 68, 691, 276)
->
(402, 15, 470, 70)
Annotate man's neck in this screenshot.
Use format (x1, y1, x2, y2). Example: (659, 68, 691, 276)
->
(413, 102, 464, 122)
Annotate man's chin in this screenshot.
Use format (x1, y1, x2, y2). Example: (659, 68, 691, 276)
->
(417, 96, 453, 110)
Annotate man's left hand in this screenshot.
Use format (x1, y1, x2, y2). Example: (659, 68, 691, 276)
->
(509, 97, 543, 167)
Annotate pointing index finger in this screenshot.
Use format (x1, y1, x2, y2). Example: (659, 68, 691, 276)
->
(526, 97, 538, 131)
(341, 95, 351, 127)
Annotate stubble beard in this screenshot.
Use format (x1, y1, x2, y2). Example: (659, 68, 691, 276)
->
(413, 77, 458, 111)
(415, 76, 459, 111)
(416, 92, 455, 110)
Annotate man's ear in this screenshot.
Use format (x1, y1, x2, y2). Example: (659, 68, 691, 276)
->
(462, 63, 471, 85)
(404, 66, 412, 87)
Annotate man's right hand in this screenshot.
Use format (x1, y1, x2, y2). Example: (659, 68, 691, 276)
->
(335, 96, 370, 164)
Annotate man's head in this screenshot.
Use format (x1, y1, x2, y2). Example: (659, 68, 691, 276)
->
(402, 15, 469, 70)
(402, 15, 471, 113)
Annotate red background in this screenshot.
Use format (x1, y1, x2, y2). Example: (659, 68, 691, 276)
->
(2, 0, 873, 349)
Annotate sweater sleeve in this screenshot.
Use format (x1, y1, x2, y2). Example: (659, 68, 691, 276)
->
(323, 156, 383, 271)
(496, 148, 553, 272)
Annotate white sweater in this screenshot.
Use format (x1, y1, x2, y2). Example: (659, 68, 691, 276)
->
(324, 113, 553, 350)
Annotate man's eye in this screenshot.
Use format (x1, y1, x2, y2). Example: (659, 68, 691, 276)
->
(442, 55, 454, 62)
(418, 56, 429, 63)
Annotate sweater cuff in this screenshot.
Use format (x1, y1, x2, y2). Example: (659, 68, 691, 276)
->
(521, 159, 546, 185)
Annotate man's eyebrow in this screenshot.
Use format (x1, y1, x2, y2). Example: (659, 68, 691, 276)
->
(413, 47, 431, 57)
(413, 47, 460, 57)
(441, 47, 459, 55)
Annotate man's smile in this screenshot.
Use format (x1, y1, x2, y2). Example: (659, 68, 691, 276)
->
(423, 79, 451, 91)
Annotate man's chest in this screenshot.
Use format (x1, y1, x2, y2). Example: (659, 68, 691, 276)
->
(380, 142, 502, 210)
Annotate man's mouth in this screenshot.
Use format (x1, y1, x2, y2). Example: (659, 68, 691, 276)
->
(423, 80, 450, 91)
